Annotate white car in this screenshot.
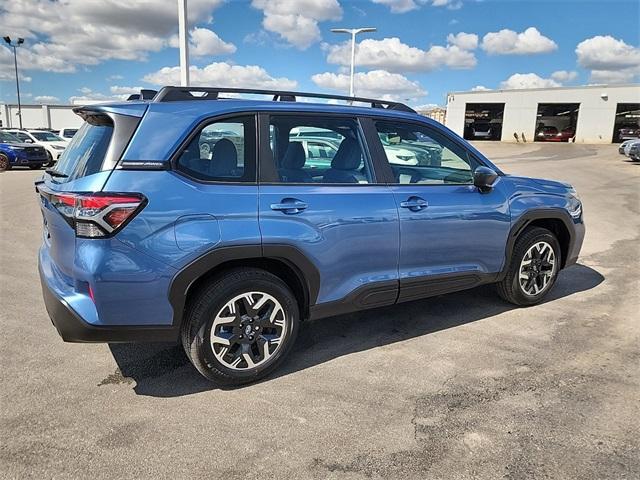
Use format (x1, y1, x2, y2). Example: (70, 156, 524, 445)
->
(5, 129, 67, 166)
(57, 128, 78, 140)
(619, 139, 640, 156)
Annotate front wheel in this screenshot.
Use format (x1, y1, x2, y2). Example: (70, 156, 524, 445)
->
(182, 268, 300, 385)
(0, 154, 9, 171)
(497, 227, 561, 306)
(45, 151, 54, 167)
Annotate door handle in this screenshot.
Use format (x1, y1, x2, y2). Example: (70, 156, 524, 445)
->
(400, 196, 428, 212)
(270, 198, 308, 214)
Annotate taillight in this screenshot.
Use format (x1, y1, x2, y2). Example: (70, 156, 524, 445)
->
(50, 192, 145, 238)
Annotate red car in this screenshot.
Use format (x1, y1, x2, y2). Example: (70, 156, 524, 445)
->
(536, 126, 575, 142)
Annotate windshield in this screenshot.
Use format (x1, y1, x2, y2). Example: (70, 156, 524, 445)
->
(63, 129, 78, 137)
(30, 131, 64, 142)
(0, 132, 21, 144)
(53, 118, 113, 182)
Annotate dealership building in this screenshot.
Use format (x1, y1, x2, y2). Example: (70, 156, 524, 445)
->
(445, 83, 640, 144)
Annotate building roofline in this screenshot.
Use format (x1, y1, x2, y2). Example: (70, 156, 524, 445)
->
(447, 83, 640, 96)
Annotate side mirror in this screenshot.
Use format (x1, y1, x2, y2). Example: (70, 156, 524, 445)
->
(24, 138, 33, 143)
(473, 166, 498, 193)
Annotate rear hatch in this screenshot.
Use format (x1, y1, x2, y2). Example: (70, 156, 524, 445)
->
(38, 104, 146, 282)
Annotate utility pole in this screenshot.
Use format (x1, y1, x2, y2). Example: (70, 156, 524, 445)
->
(178, 0, 190, 86)
(330, 27, 376, 97)
(3, 36, 24, 129)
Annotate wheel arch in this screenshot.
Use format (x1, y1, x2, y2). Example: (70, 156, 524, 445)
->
(503, 208, 576, 276)
(169, 244, 320, 330)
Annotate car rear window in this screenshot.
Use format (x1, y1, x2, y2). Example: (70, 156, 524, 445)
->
(53, 116, 113, 182)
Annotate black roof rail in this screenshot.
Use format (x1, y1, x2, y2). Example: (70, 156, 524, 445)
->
(151, 86, 416, 113)
(127, 89, 158, 101)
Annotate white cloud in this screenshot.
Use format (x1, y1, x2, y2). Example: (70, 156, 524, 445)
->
(499, 73, 560, 90)
(446, 32, 478, 50)
(34, 95, 60, 103)
(251, 0, 342, 49)
(0, 0, 226, 73)
(311, 69, 426, 101)
(143, 62, 298, 90)
(482, 27, 557, 55)
(371, 0, 419, 13)
(576, 35, 640, 84)
(109, 86, 145, 95)
(107, 74, 124, 81)
(589, 69, 638, 85)
(550, 70, 577, 83)
(471, 85, 490, 91)
(169, 27, 236, 57)
(68, 88, 127, 105)
(325, 36, 477, 73)
(373, 0, 463, 12)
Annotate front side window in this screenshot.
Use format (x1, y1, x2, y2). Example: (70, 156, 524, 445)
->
(374, 121, 477, 185)
(176, 116, 255, 182)
(14, 132, 32, 142)
(0, 132, 20, 143)
(270, 116, 372, 184)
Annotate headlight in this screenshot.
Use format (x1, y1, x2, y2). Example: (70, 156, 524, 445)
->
(568, 191, 582, 219)
(7, 145, 24, 150)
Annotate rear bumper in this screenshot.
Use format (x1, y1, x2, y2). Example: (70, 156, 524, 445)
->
(39, 262, 178, 343)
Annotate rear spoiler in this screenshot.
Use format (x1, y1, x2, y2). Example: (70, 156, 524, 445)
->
(126, 89, 158, 101)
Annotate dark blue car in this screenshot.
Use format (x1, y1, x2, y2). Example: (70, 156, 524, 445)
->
(0, 131, 48, 170)
(37, 87, 585, 385)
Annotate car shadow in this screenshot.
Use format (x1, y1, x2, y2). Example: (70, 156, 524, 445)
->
(104, 263, 604, 397)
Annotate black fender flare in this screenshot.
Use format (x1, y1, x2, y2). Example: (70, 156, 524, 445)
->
(500, 208, 577, 279)
(168, 244, 321, 329)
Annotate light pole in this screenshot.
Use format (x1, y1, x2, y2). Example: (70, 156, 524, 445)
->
(177, 0, 189, 86)
(330, 27, 376, 98)
(3, 36, 24, 129)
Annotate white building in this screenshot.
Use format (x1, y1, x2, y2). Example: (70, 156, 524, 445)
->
(445, 84, 640, 144)
(1, 103, 83, 130)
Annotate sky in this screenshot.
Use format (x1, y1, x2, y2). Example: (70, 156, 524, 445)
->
(0, 0, 639, 108)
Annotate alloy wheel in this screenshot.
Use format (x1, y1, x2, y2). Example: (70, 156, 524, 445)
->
(210, 291, 287, 370)
(518, 241, 556, 296)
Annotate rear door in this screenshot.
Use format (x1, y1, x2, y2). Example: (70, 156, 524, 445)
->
(258, 113, 399, 312)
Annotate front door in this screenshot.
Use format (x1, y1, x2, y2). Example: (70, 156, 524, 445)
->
(368, 118, 511, 302)
(258, 114, 400, 312)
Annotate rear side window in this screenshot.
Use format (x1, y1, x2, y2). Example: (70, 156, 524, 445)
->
(176, 116, 256, 182)
(54, 117, 113, 182)
(269, 116, 372, 184)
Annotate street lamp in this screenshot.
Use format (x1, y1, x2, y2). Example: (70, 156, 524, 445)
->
(330, 27, 376, 98)
(3, 36, 25, 129)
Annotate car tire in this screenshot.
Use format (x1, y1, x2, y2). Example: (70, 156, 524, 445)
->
(45, 151, 54, 167)
(496, 227, 561, 306)
(29, 164, 43, 170)
(0, 153, 9, 171)
(181, 267, 300, 385)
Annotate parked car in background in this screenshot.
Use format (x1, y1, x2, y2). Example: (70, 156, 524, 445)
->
(37, 86, 585, 385)
(5, 129, 67, 166)
(628, 143, 640, 161)
(616, 124, 640, 142)
(470, 122, 493, 140)
(554, 127, 575, 142)
(536, 126, 559, 141)
(618, 139, 639, 155)
(621, 139, 640, 156)
(58, 128, 78, 140)
(0, 131, 48, 171)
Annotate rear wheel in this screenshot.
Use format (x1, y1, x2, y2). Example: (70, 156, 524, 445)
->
(181, 268, 300, 385)
(0, 154, 9, 171)
(497, 227, 561, 306)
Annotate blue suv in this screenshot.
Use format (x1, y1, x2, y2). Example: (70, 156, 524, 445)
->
(37, 87, 585, 385)
(0, 130, 49, 170)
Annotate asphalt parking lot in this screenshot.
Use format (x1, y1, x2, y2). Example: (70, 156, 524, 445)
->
(1, 142, 638, 479)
